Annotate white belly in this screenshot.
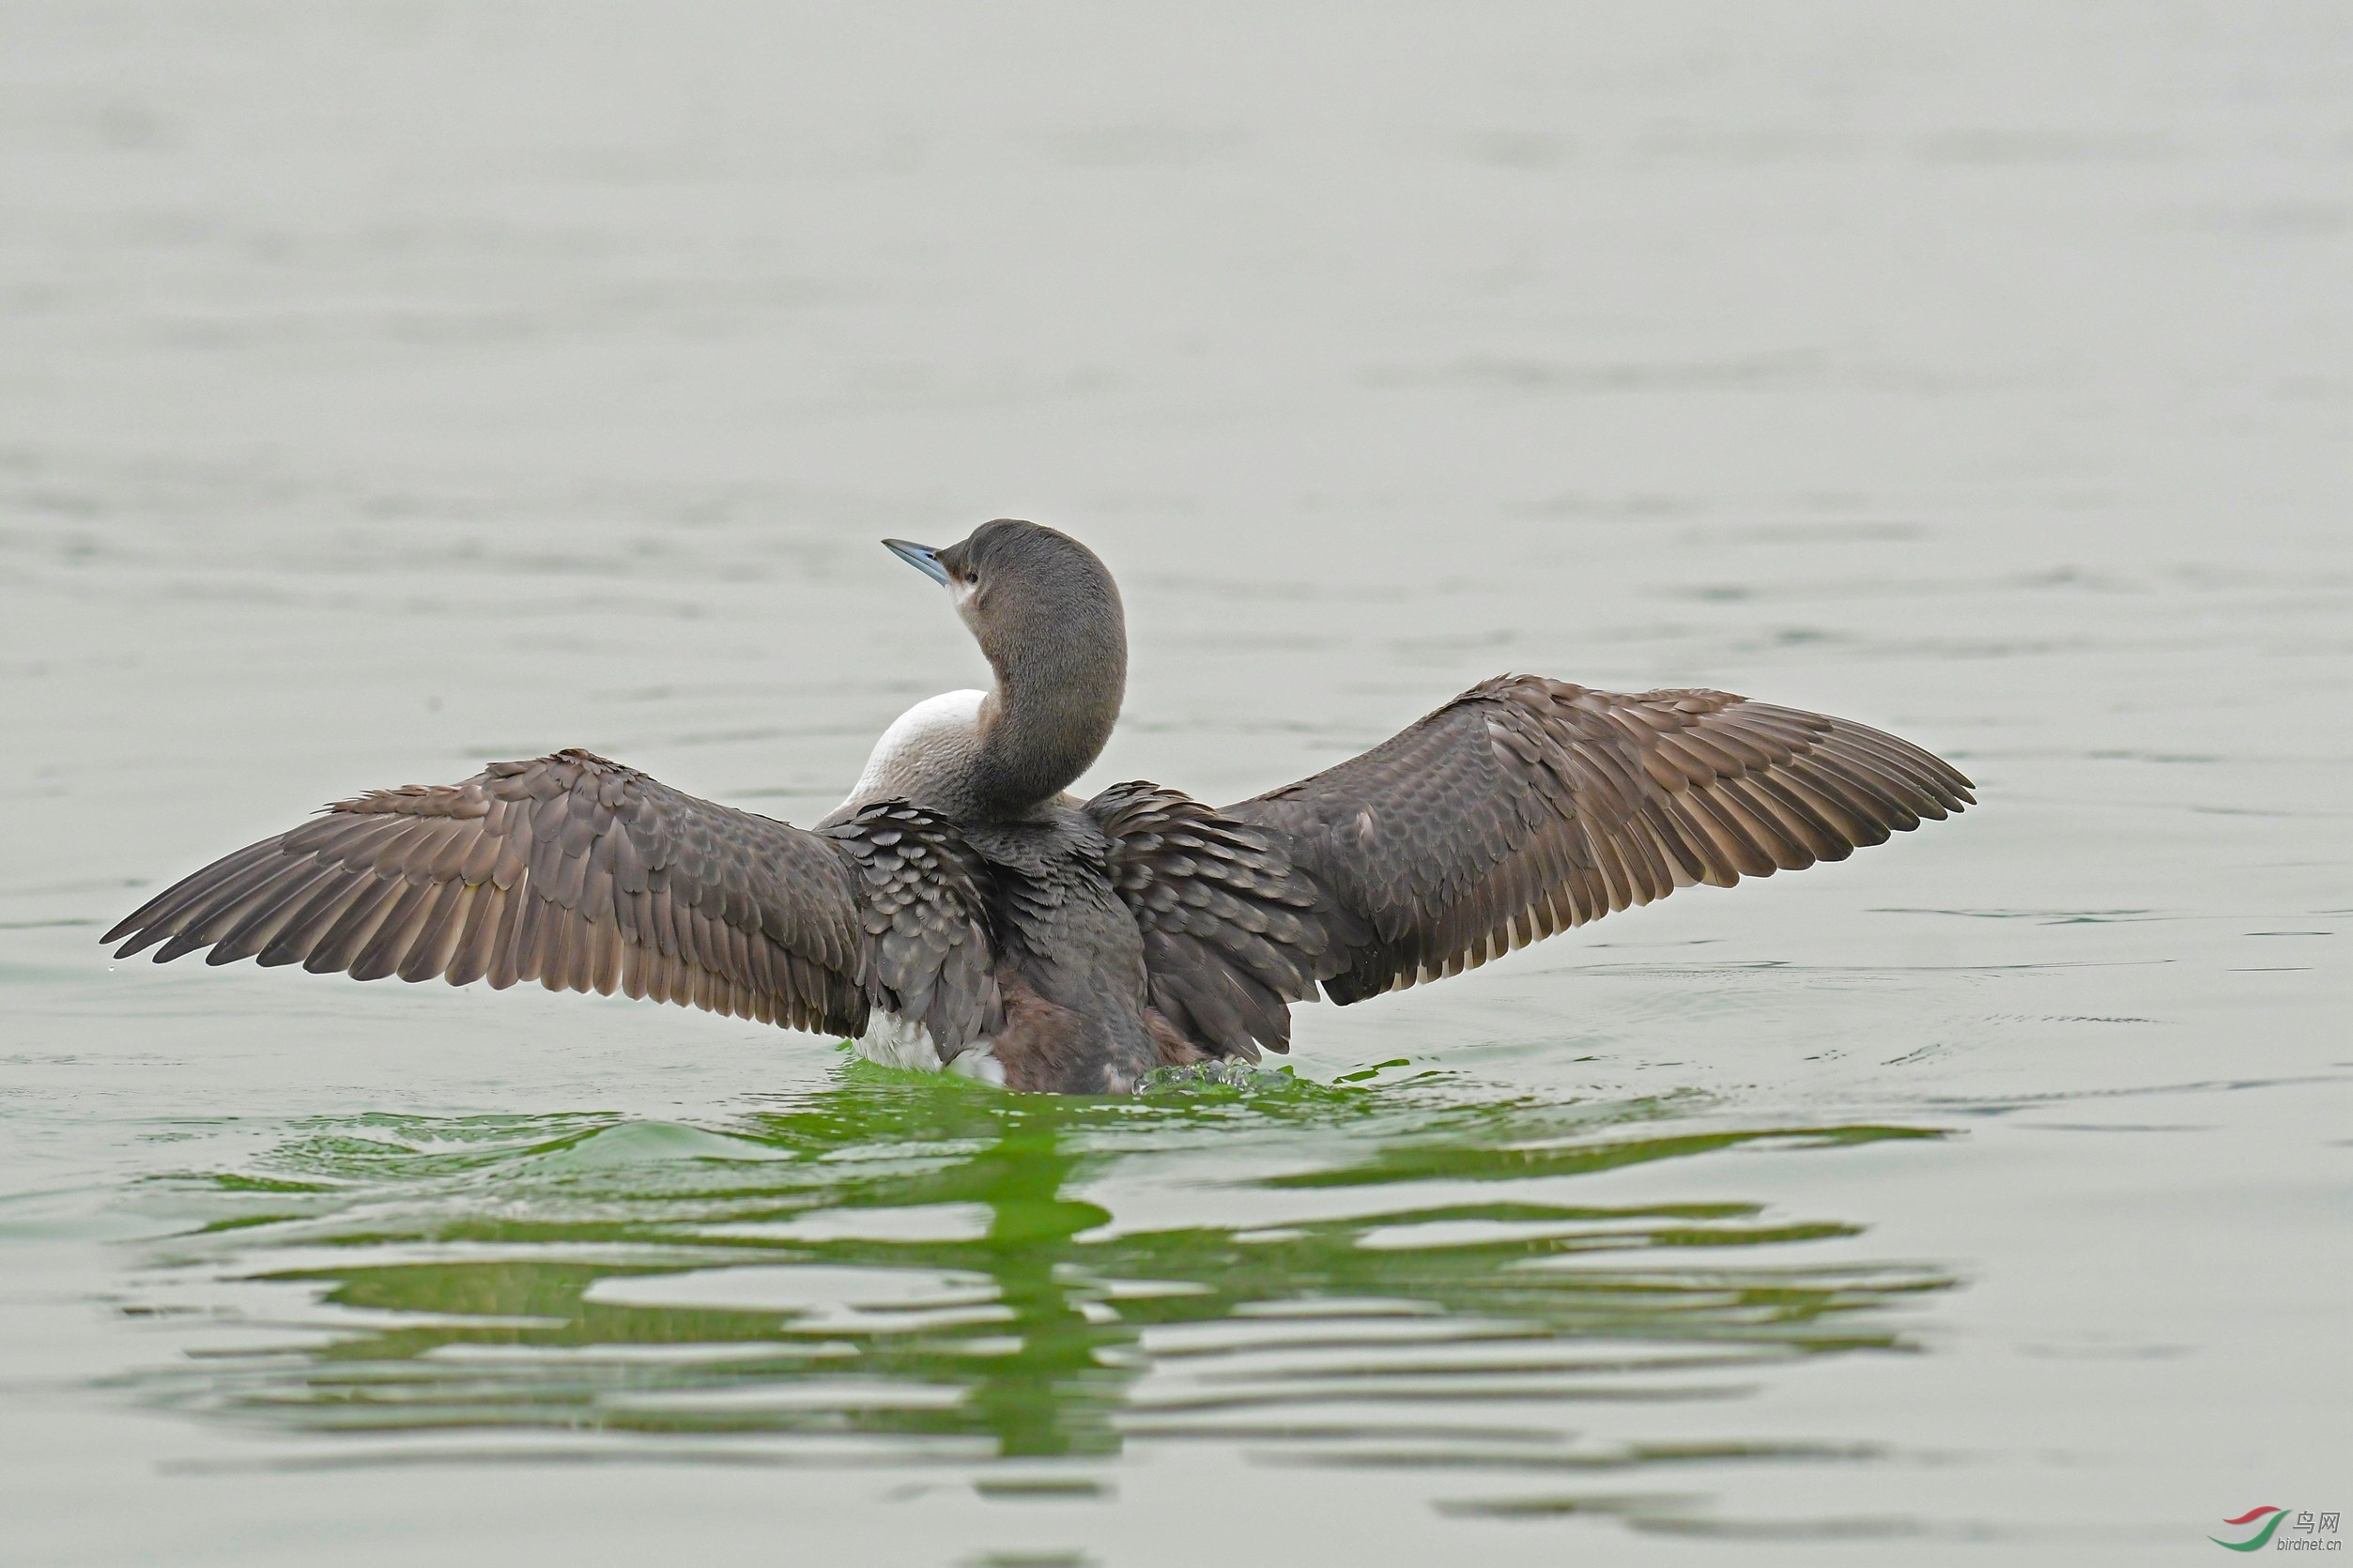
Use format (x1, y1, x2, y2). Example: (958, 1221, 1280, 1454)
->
(854, 1013, 1007, 1086)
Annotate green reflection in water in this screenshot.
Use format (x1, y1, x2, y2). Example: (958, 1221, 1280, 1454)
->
(128, 1068, 1955, 1473)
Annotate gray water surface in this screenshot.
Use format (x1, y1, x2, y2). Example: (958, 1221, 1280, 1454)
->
(3, 5, 2348, 1564)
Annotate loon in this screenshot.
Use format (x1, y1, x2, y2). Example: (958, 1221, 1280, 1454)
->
(104, 519, 1974, 1093)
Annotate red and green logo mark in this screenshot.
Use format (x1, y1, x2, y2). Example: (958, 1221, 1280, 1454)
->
(2213, 1507, 2344, 1551)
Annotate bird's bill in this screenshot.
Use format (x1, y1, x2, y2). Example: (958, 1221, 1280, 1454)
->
(882, 538, 951, 587)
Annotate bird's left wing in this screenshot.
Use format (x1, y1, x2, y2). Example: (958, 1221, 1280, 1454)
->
(104, 748, 997, 1051)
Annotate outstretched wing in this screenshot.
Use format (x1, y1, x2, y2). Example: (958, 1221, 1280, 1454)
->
(1084, 782, 1361, 1059)
(1226, 676, 1974, 1005)
(103, 748, 992, 1046)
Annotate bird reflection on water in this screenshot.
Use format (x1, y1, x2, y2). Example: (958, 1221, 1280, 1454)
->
(129, 1068, 1954, 1514)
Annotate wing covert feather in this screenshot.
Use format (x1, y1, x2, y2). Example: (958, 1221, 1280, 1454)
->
(1084, 782, 1361, 1058)
(822, 800, 1003, 1057)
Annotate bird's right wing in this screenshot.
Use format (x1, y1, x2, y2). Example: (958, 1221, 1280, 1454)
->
(1226, 676, 1974, 1005)
(104, 749, 999, 1051)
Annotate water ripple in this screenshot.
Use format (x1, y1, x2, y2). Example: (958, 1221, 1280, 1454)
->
(113, 1077, 1956, 1514)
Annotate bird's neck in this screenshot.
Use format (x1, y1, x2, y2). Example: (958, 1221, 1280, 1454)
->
(969, 615, 1125, 820)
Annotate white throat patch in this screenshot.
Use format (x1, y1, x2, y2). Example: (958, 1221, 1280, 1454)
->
(837, 689, 986, 816)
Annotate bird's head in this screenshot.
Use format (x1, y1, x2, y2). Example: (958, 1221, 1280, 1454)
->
(881, 519, 1127, 812)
